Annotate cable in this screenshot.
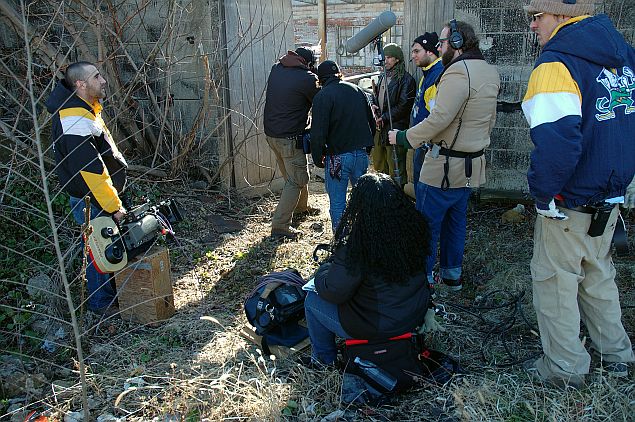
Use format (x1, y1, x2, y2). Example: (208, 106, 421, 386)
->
(438, 289, 542, 367)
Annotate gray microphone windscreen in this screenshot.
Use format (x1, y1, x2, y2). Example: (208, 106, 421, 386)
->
(345, 11, 397, 54)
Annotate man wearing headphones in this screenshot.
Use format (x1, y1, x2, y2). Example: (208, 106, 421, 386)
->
(388, 21, 499, 293)
(521, 0, 634, 387)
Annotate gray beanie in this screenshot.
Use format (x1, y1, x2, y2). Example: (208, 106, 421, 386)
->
(523, 0, 595, 17)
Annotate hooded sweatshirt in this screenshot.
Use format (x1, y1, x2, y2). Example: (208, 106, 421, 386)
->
(522, 14, 635, 208)
(45, 81, 127, 213)
(263, 51, 319, 138)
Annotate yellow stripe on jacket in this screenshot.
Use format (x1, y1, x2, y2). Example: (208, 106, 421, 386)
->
(424, 84, 438, 112)
(522, 62, 582, 129)
(59, 107, 96, 120)
(80, 168, 122, 213)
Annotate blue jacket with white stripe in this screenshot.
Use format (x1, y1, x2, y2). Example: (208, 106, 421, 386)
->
(522, 14, 635, 208)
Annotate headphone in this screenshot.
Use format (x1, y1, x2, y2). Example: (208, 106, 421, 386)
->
(449, 19, 464, 50)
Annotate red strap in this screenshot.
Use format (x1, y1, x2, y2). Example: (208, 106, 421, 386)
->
(345, 339, 368, 346)
(389, 333, 412, 341)
(345, 332, 412, 346)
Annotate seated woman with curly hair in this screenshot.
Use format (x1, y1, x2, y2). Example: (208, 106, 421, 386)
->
(305, 172, 432, 365)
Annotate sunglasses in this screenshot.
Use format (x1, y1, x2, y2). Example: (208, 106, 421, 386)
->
(435, 37, 449, 49)
(529, 12, 544, 22)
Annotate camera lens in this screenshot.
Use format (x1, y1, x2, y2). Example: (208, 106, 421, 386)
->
(105, 242, 124, 264)
(101, 227, 115, 238)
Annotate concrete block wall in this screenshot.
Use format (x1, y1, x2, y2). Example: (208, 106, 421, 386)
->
(456, 0, 634, 193)
(455, 0, 536, 193)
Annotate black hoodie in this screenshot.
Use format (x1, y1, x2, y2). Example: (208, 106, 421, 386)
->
(263, 51, 319, 138)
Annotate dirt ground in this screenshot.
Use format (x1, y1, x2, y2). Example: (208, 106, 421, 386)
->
(7, 177, 635, 421)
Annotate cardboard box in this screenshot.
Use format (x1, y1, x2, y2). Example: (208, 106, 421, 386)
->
(115, 247, 175, 324)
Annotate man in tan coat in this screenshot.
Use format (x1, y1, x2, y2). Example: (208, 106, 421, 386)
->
(389, 20, 499, 292)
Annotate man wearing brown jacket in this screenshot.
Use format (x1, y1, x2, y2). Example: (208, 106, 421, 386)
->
(389, 21, 499, 292)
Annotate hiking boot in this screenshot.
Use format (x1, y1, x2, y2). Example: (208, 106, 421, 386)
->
(601, 362, 629, 377)
(523, 359, 585, 390)
(294, 206, 321, 218)
(271, 226, 302, 240)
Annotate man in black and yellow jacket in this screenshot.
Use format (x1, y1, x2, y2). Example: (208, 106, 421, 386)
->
(45, 61, 127, 315)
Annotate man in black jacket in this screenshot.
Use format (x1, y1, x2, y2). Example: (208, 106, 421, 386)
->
(310, 61, 375, 232)
(45, 61, 127, 315)
(263, 48, 319, 240)
(371, 43, 416, 186)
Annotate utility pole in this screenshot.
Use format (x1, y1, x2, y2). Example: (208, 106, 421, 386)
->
(318, 0, 327, 61)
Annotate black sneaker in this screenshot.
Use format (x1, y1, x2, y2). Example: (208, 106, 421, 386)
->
(602, 362, 628, 377)
(442, 277, 463, 291)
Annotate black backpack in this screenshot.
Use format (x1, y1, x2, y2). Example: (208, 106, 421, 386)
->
(244, 269, 308, 355)
(341, 332, 465, 404)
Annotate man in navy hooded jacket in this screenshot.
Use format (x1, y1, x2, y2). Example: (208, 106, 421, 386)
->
(521, 0, 635, 387)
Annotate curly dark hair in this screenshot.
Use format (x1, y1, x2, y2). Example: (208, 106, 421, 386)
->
(332, 173, 431, 283)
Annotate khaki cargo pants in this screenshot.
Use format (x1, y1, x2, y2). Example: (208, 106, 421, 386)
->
(370, 132, 407, 184)
(266, 136, 310, 231)
(530, 206, 634, 380)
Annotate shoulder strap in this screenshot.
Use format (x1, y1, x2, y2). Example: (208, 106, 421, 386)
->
(254, 281, 283, 332)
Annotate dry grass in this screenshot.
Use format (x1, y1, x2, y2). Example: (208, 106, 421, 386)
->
(7, 181, 635, 421)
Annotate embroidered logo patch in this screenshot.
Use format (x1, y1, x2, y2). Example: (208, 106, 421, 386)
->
(595, 66, 635, 121)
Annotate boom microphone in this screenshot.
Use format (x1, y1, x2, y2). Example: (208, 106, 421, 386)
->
(345, 11, 397, 54)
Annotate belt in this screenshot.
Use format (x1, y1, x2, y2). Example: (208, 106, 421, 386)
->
(439, 148, 484, 159)
(554, 200, 595, 214)
(555, 199, 629, 256)
(439, 148, 484, 190)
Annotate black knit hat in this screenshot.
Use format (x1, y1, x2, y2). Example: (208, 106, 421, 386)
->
(295, 47, 315, 66)
(413, 32, 439, 56)
(317, 60, 341, 79)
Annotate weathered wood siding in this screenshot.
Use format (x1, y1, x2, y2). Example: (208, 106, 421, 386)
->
(222, 0, 295, 191)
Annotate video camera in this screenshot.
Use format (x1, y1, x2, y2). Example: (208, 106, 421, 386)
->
(87, 199, 184, 273)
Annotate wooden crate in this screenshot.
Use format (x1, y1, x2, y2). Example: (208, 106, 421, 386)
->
(115, 247, 175, 324)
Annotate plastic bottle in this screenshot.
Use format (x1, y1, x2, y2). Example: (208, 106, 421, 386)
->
(353, 357, 398, 392)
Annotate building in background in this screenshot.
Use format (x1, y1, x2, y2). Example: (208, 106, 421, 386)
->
(292, 0, 403, 75)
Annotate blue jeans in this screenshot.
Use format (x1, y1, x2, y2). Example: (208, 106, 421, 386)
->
(324, 150, 368, 232)
(69, 196, 117, 310)
(413, 147, 427, 192)
(304, 292, 350, 364)
(415, 184, 471, 284)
